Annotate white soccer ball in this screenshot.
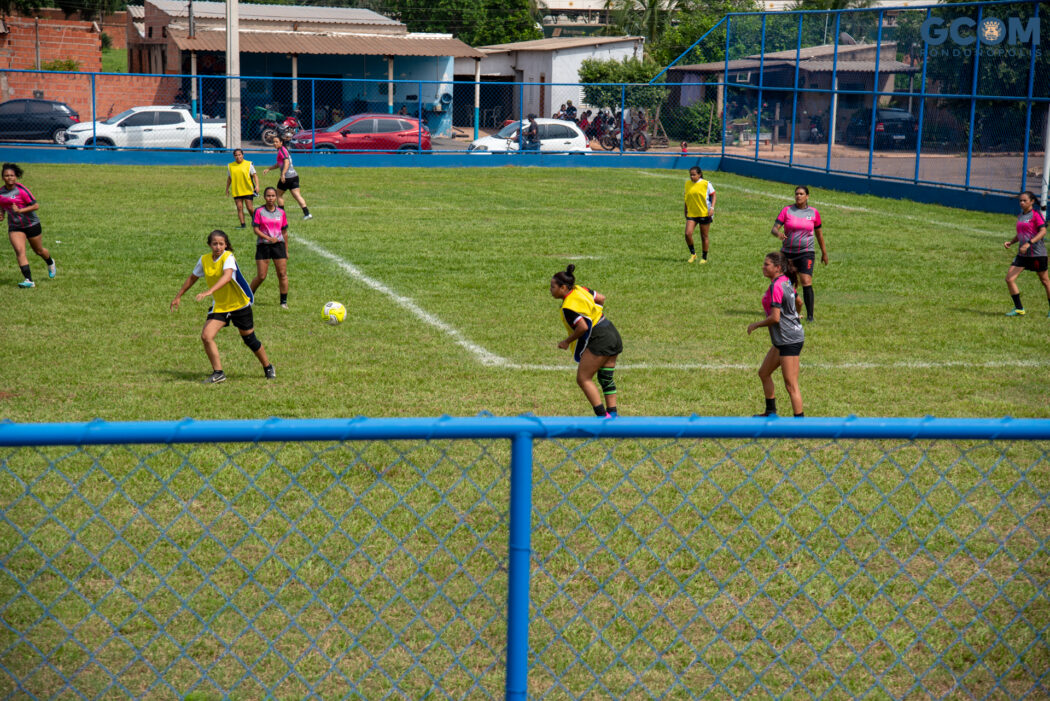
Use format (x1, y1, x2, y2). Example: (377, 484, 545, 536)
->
(322, 301, 346, 325)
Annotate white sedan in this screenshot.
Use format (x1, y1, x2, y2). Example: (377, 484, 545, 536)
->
(468, 118, 590, 153)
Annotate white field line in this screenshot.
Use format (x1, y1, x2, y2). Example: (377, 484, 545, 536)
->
(297, 236, 508, 367)
(636, 170, 1007, 236)
(299, 235, 1040, 373)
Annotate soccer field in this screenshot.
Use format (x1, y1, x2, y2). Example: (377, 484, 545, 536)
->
(1, 164, 1047, 422)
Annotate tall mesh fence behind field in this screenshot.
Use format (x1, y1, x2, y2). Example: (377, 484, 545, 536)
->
(1, 418, 1047, 699)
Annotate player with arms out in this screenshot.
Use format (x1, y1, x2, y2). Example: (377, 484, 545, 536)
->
(550, 264, 623, 418)
(1, 163, 55, 288)
(250, 187, 291, 309)
(747, 251, 805, 418)
(1002, 191, 1050, 317)
(771, 185, 827, 322)
(170, 230, 275, 383)
(683, 166, 716, 263)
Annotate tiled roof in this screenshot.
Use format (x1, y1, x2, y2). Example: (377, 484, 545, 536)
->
(149, 0, 401, 26)
(671, 43, 906, 73)
(480, 35, 643, 52)
(169, 28, 485, 58)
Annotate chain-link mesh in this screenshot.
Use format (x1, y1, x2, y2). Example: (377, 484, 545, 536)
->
(2, 434, 1047, 699)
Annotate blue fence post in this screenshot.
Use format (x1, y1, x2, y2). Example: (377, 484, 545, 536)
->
(965, 4, 983, 190)
(914, 7, 931, 185)
(620, 84, 625, 153)
(826, 11, 841, 174)
(310, 78, 316, 153)
(90, 73, 96, 148)
(1019, 2, 1040, 191)
(722, 16, 732, 158)
(505, 432, 533, 701)
(418, 80, 423, 151)
(755, 15, 767, 162)
(867, 10, 885, 178)
(789, 13, 802, 167)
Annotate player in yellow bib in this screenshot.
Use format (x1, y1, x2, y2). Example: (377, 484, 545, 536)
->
(226, 148, 259, 229)
(170, 230, 275, 383)
(683, 166, 716, 263)
(550, 264, 623, 417)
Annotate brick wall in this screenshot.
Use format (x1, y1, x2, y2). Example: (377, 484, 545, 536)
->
(0, 70, 181, 121)
(1, 16, 101, 72)
(6, 9, 128, 49)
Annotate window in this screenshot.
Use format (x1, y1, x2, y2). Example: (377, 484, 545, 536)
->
(0, 100, 25, 115)
(535, 124, 550, 140)
(155, 111, 184, 125)
(375, 119, 402, 133)
(397, 119, 417, 132)
(27, 100, 51, 113)
(545, 124, 575, 139)
(122, 112, 156, 127)
(342, 119, 373, 134)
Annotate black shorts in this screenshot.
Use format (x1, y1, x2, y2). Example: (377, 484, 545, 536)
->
(278, 175, 301, 191)
(206, 305, 255, 331)
(233, 194, 256, 203)
(10, 223, 42, 238)
(686, 216, 713, 225)
(1011, 255, 1048, 272)
(775, 341, 804, 357)
(584, 318, 623, 358)
(256, 241, 288, 260)
(786, 252, 815, 276)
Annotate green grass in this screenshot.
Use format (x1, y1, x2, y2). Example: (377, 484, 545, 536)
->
(0, 165, 1047, 698)
(0, 164, 1047, 422)
(101, 48, 127, 73)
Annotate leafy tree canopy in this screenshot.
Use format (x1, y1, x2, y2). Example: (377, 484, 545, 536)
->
(578, 55, 666, 109)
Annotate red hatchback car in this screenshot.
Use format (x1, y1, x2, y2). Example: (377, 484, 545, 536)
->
(289, 113, 431, 152)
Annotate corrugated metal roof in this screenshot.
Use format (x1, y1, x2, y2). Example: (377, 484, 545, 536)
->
(149, 0, 401, 26)
(480, 35, 643, 52)
(169, 28, 485, 58)
(672, 42, 904, 73)
(127, 5, 144, 18)
(801, 59, 919, 73)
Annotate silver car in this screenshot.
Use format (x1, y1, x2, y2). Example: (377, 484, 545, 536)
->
(468, 118, 590, 153)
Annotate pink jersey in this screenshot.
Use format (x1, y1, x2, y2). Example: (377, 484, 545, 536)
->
(0, 183, 40, 230)
(253, 205, 288, 242)
(1016, 209, 1046, 257)
(776, 205, 822, 255)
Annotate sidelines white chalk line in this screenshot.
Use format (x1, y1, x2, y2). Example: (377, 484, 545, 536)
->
(636, 170, 1007, 236)
(299, 235, 1041, 374)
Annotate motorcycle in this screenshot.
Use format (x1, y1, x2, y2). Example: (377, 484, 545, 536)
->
(808, 114, 825, 143)
(251, 105, 301, 145)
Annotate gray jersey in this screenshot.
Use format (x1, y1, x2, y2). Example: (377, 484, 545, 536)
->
(1016, 210, 1047, 257)
(763, 276, 805, 346)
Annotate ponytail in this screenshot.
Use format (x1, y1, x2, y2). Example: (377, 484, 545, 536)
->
(765, 251, 798, 288)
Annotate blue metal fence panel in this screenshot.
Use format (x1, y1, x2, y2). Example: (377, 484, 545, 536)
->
(0, 417, 1048, 698)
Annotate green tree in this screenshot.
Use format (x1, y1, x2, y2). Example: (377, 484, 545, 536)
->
(647, 0, 760, 67)
(603, 0, 678, 45)
(379, 0, 541, 46)
(578, 55, 667, 110)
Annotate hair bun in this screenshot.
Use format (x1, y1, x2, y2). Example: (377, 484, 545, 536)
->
(565, 264, 576, 275)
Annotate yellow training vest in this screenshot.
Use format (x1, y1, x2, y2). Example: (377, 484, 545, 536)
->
(684, 178, 711, 218)
(228, 160, 256, 198)
(199, 251, 253, 313)
(560, 285, 603, 355)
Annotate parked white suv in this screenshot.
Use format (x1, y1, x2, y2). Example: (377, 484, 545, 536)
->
(65, 105, 226, 149)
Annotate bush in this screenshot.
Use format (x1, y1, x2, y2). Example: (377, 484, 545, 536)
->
(40, 58, 80, 72)
(100, 32, 112, 50)
(664, 100, 722, 144)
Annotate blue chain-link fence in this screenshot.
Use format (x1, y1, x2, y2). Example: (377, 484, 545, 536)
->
(1, 417, 1048, 699)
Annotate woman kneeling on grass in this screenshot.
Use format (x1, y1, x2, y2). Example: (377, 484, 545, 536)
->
(170, 230, 275, 383)
(550, 264, 623, 418)
(747, 251, 804, 417)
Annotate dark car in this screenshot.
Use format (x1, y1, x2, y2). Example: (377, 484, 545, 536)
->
(844, 107, 918, 149)
(0, 99, 80, 144)
(288, 113, 431, 152)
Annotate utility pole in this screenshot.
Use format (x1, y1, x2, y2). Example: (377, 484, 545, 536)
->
(225, 0, 241, 148)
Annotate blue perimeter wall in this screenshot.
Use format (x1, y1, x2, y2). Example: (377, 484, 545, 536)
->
(5, 147, 1018, 214)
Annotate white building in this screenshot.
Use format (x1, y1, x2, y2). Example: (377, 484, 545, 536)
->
(453, 35, 644, 125)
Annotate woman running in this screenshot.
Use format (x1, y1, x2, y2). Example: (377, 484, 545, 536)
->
(1, 163, 55, 288)
(747, 251, 805, 417)
(225, 148, 259, 229)
(170, 229, 275, 383)
(683, 166, 716, 263)
(250, 187, 290, 309)
(550, 264, 623, 417)
(771, 185, 827, 321)
(1003, 191, 1049, 316)
(262, 135, 311, 220)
